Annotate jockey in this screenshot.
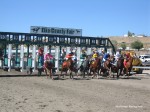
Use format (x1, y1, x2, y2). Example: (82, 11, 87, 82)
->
(60, 49, 66, 63)
(101, 52, 111, 67)
(99, 50, 105, 57)
(44, 51, 53, 63)
(92, 50, 99, 58)
(61, 49, 66, 59)
(115, 50, 122, 62)
(124, 52, 131, 62)
(65, 52, 75, 67)
(65, 52, 74, 60)
(103, 52, 110, 62)
(38, 47, 44, 56)
(80, 50, 87, 61)
(92, 52, 98, 61)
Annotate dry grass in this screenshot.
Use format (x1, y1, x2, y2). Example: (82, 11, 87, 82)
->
(109, 36, 150, 48)
(109, 36, 150, 44)
(108, 36, 150, 55)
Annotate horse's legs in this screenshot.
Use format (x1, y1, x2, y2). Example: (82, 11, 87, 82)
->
(125, 68, 129, 78)
(70, 72, 73, 79)
(49, 69, 53, 79)
(86, 69, 89, 79)
(45, 68, 48, 78)
(60, 70, 63, 79)
(113, 72, 115, 78)
(62, 69, 67, 79)
(68, 69, 72, 79)
(107, 68, 112, 78)
(65, 71, 67, 78)
(117, 69, 120, 79)
(97, 69, 99, 79)
(76, 70, 79, 78)
(92, 70, 96, 79)
(46, 68, 51, 79)
(63, 71, 65, 78)
(82, 68, 85, 78)
(118, 68, 121, 76)
(128, 67, 132, 76)
(99, 69, 102, 76)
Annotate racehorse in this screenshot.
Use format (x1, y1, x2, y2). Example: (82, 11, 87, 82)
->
(110, 55, 124, 78)
(44, 60, 54, 79)
(79, 57, 90, 78)
(123, 54, 133, 77)
(89, 56, 102, 79)
(60, 58, 78, 79)
(100, 57, 112, 78)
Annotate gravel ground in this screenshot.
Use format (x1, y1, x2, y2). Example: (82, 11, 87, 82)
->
(0, 69, 150, 112)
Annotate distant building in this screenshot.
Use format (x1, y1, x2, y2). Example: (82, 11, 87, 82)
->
(137, 34, 146, 37)
(123, 34, 135, 37)
(123, 34, 128, 37)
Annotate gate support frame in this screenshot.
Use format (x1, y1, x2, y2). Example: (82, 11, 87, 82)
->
(8, 44, 12, 72)
(20, 44, 24, 72)
(55, 46, 60, 72)
(32, 45, 36, 72)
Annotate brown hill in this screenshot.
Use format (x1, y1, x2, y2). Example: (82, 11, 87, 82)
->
(109, 36, 150, 48)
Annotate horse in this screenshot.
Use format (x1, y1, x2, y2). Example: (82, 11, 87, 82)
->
(89, 56, 102, 79)
(110, 55, 124, 78)
(79, 57, 90, 78)
(100, 58, 112, 78)
(44, 60, 54, 79)
(60, 58, 78, 79)
(123, 54, 133, 77)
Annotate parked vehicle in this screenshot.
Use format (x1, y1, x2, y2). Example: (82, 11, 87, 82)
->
(139, 55, 150, 62)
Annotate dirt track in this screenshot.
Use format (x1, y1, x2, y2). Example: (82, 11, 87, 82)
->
(0, 70, 150, 112)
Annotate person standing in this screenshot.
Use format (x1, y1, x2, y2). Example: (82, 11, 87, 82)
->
(61, 49, 66, 60)
(38, 47, 44, 66)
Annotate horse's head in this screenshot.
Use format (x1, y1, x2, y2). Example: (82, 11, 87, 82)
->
(98, 56, 103, 61)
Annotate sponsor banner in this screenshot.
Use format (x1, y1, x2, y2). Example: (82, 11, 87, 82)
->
(30, 26, 82, 36)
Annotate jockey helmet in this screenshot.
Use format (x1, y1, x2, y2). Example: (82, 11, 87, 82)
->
(93, 54, 97, 58)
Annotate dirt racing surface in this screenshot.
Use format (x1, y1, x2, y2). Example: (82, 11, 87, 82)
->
(0, 70, 150, 112)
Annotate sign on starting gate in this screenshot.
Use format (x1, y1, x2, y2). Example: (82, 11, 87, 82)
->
(30, 26, 82, 36)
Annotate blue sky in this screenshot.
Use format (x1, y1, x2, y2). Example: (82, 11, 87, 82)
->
(0, 0, 149, 37)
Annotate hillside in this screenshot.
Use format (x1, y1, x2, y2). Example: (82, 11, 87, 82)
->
(109, 36, 150, 48)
